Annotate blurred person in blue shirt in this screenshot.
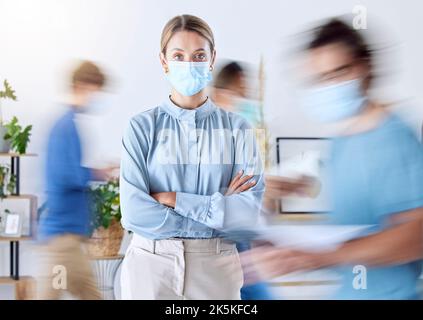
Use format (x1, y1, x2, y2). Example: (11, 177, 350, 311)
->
(38, 61, 115, 299)
(241, 18, 423, 300)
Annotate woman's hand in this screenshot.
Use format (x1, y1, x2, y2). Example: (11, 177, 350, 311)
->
(225, 170, 257, 196)
(151, 192, 176, 208)
(151, 170, 256, 208)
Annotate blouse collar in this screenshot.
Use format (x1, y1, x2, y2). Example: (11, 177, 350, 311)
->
(161, 96, 216, 121)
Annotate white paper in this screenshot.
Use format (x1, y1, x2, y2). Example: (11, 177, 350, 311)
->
(256, 224, 375, 251)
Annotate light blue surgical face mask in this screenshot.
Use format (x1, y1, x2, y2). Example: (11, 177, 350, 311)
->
(166, 61, 213, 97)
(302, 79, 368, 123)
(83, 92, 112, 115)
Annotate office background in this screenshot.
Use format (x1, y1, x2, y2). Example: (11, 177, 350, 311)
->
(0, 0, 422, 297)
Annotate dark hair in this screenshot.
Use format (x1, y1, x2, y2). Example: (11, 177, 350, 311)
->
(214, 62, 244, 89)
(308, 19, 372, 64)
(307, 19, 374, 87)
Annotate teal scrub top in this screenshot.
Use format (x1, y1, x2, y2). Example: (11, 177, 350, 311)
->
(329, 113, 423, 299)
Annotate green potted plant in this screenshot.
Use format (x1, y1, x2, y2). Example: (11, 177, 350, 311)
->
(87, 179, 123, 257)
(0, 164, 16, 199)
(0, 80, 32, 154)
(4, 116, 32, 154)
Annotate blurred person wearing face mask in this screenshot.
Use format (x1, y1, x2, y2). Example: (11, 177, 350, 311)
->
(242, 19, 423, 300)
(37, 61, 116, 299)
(119, 15, 264, 300)
(212, 62, 320, 300)
(212, 62, 262, 127)
(212, 61, 273, 300)
(213, 61, 320, 205)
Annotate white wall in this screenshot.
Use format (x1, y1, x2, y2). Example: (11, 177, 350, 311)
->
(0, 0, 422, 287)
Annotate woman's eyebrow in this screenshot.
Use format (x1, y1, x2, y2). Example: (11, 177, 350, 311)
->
(193, 48, 206, 52)
(171, 48, 185, 52)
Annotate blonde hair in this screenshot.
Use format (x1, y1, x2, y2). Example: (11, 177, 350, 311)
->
(160, 15, 215, 55)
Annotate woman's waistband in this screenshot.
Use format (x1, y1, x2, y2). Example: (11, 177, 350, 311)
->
(130, 234, 236, 254)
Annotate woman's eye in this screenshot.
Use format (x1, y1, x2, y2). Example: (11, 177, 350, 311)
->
(194, 53, 207, 61)
(172, 54, 184, 61)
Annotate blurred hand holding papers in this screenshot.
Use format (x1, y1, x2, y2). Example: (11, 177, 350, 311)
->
(268, 141, 331, 212)
(269, 149, 322, 179)
(255, 224, 376, 251)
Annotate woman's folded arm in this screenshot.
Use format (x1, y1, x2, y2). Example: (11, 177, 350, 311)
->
(120, 118, 186, 239)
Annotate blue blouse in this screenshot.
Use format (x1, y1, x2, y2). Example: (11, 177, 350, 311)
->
(120, 97, 265, 240)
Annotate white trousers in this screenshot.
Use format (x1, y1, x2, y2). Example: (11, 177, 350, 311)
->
(121, 235, 243, 300)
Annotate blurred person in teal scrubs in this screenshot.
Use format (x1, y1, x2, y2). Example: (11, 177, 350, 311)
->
(240, 18, 423, 300)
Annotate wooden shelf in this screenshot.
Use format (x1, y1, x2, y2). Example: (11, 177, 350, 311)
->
(0, 153, 37, 157)
(0, 236, 32, 242)
(0, 150, 37, 283)
(89, 254, 124, 260)
(2, 194, 37, 200)
(0, 194, 38, 239)
(0, 275, 34, 284)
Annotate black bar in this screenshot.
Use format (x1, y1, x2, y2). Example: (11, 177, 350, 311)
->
(9, 156, 21, 280)
(15, 241, 19, 280)
(16, 157, 20, 195)
(276, 138, 280, 164)
(10, 241, 14, 278)
(10, 156, 20, 195)
(10, 241, 19, 280)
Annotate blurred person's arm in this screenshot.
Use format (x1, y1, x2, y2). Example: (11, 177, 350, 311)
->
(319, 210, 423, 267)
(264, 175, 321, 198)
(91, 165, 119, 181)
(244, 129, 423, 279)
(262, 175, 321, 214)
(120, 118, 187, 238)
(240, 212, 423, 281)
(329, 130, 423, 267)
